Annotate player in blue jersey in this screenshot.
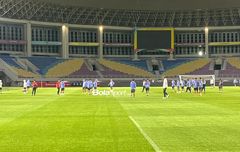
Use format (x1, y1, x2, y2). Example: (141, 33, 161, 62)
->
(93, 79, 98, 90)
(176, 79, 181, 93)
(130, 79, 137, 97)
(186, 79, 192, 93)
(171, 80, 176, 91)
(87, 79, 93, 95)
(145, 79, 150, 96)
(60, 80, 65, 95)
(198, 78, 203, 96)
(26, 79, 31, 92)
(193, 78, 198, 93)
(180, 80, 185, 92)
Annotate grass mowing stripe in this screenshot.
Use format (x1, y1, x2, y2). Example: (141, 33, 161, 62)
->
(129, 116, 161, 152)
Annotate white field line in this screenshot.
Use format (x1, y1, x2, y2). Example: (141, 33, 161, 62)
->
(129, 116, 162, 152)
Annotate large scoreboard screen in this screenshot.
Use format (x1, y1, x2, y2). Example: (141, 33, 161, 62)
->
(134, 28, 174, 50)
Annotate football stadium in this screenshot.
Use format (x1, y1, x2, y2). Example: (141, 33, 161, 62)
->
(0, 0, 240, 151)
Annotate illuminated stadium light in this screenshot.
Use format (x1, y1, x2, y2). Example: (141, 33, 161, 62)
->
(62, 25, 67, 31)
(99, 25, 104, 32)
(205, 27, 209, 32)
(198, 51, 203, 56)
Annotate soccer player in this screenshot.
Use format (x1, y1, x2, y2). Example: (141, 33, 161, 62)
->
(202, 79, 206, 93)
(142, 79, 146, 92)
(60, 80, 65, 95)
(193, 78, 198, 93)
(163, 77, 169, 99)
(26, 79, 31, 92)
(93, 79, 98, 90)
(87, 79, 93, 95)
(219, 79, 223, 92)
(180, 79, 185, 92)
(210, 78, 214, 88)
(198, 78, 203, 96)
(186, 79, 192, 93)
(23, 79, 27, 94)
(0, 80, 2, 93)
(176, 79, 181, 93)
(233, 78, 238, 87)
(82, 79, 87, 93)
(171, 80, 175, 91)
(56, 80, 61, 95)
(108, 79, 115, 91)
(130, 79, 137, 97)
(145, 79, 150, 96)
(31, 80, 38, 96)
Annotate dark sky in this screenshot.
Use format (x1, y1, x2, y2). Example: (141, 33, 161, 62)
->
(39, 0, 240, 10)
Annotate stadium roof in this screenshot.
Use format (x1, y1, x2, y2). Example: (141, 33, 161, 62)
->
(40, 0, 240, 10)
(1, 0, 240, 27)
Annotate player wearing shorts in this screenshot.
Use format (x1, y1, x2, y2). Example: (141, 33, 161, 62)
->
(130, 79, 137, 97)
(145, 79, 150, 96)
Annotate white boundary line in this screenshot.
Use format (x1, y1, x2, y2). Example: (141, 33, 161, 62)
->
(129, 116, 162, 152)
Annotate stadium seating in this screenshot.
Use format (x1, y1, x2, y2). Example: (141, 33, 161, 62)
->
(163, 58, 211, 77)
(27, 57, 61, 74)
(69, 63, 98, 78)
(11, 67, 40, 78)
(0, 56, 22, 68)
(219, 58, 240, 77)
(98, 59, 154, 78)
(161, 59, 192, 71)
(111, 59, 149, 71)
(226, 57, 240, 70)
(187, 63, 214, 75)
(45, 59, 84, 78)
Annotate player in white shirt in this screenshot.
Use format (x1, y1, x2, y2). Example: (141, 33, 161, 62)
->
(108, 79, 115, 91)
(23, 79, 27, 94)
(163, 77, 169, 99)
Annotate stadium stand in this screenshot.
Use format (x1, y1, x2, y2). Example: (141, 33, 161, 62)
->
(226, 57, 240, 70)
(69, 63, 98, 78)
(162, 58, 211, 77)
(161, 59, 192, 71)
(27, 57, 61, 75)
(98, 59, 154, 78)
(11, 67, 40, 78)
(45, 59, 84, 78)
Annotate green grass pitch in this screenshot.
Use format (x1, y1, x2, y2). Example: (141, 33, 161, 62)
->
(0, 87, 240, 152)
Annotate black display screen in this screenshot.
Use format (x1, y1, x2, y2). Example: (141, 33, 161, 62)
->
(137, 30, 172, 50)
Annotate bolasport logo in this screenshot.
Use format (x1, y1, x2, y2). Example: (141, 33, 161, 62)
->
(92, 90, 127, 96)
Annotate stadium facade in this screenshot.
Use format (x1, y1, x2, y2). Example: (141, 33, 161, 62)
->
(0, 0, 240, 85)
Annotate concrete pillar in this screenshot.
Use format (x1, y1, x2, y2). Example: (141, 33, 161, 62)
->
(25, 22, 32, 57)
(98, 26, 103, 59)
(62, 24, 69, 59)
(205, 27, 209, 58)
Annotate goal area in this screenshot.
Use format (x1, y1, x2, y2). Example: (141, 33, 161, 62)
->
(179, 75, 215, 86)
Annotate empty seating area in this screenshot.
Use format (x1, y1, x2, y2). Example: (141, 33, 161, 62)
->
(163, 58, 211, 77)
(27, 57, 61, 74)
(98, 59, 154, 78)
(112, 59, 149, 71)
(69, 63, 98, 78)
(45, 59, 84, 78)
(219, 58, 240, 77)
(1, 55, 240, 79)
(161, 59, 191, 71)
(226, 57, 240, 70)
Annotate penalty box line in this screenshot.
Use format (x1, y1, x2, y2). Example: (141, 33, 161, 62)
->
(129, 116, 161, 152)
